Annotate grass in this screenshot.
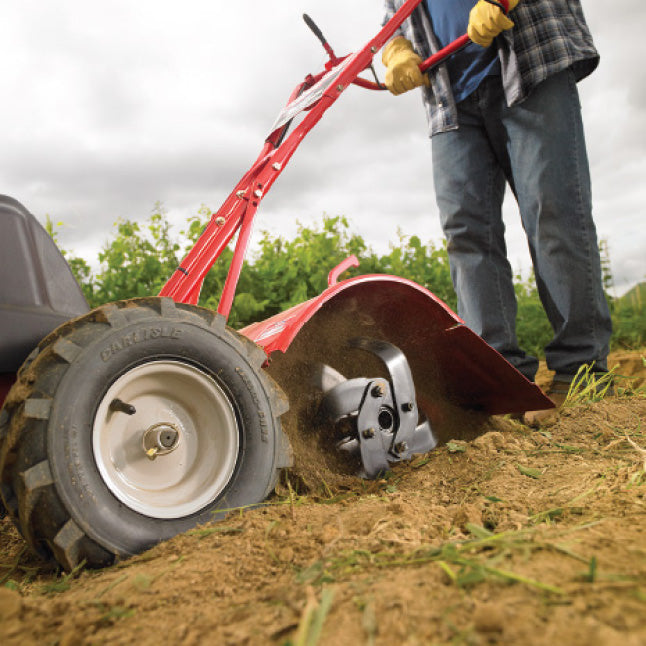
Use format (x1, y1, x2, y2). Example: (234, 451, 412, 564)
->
(187, 526, 243, 539)
(293, 522, 602, 596)
(284, 587, 335, 646)
(517, 464, 543, 479)
(565, 361, 645, 405)
(39, 559, 86, 595)
(0, 545, 32, 587)
(565, 364, 617, 404)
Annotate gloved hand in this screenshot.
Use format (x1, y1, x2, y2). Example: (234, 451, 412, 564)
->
(468, 0, 520, 48)
(382, 36, 430, 96)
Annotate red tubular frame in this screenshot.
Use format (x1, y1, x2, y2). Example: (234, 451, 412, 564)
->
(159, 0, 509, 317)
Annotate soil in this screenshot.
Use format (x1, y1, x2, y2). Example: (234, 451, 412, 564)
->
(1, 350, 645, 646)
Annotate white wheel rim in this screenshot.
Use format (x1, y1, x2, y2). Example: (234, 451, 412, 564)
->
(93, 360, 239, 519)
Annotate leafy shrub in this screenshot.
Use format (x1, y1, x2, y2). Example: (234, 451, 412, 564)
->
(52, 208, 644, 353)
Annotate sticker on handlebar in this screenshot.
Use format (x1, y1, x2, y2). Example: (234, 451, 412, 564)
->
(268, 53, 358, 135)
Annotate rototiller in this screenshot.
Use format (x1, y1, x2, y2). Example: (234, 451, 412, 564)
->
(0, 0, 550, 570)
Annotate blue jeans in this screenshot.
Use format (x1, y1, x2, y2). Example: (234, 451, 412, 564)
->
(432, 69, 612, 382)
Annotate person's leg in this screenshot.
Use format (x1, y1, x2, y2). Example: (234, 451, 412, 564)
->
(432, 91, 539, 380)
(498, 69, 612, 380)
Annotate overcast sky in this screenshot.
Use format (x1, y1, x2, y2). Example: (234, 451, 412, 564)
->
(1, 1, 643, 295)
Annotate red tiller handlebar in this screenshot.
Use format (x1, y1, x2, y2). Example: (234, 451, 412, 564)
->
(419, 33, 470, 74)
(160, 0, 512, 313)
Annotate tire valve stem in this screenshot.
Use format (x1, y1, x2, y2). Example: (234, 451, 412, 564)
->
(109, 398, 136, 415)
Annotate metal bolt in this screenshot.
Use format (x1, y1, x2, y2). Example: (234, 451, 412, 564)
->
(362, 428, 376, 439)
(395, 442, 408, 454)
(371, 46, 378, 53)
(272, 162, 282, 171)
(371, 383, 385, 398)
(109, 398, 136, 415)
(401, 402, 414, 413)
(215, 216, 225, 226)
(254, 189, 263, 198)
(336, 84, 344, 92)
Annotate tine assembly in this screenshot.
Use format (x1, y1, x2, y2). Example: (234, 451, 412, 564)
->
(317, 338, 437, 478)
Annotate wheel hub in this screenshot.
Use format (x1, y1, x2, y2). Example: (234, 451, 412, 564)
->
(142, 422, 181, 460)
(93, 360, 240, 519)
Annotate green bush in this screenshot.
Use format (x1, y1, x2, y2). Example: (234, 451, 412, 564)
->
(53, 208, 644, 353)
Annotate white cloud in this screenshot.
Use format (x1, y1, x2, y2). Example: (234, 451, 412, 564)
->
(1, 0, 643, 294)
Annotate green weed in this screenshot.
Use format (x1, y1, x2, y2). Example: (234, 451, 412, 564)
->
(39, 560, 86, 595)
(0, 545, 42, 588)
(294, 525, 583, 596)
(187, 526, 243, 539)
(483, 495, 505, 503)
(91, 600, 136, 624)
(131, 573, 152, 591)
(565, 365, 616, 405)
(96, 573, 128, 598)
(517, 464, 543, 479)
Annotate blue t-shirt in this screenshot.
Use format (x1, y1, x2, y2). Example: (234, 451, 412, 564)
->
(425, 0, 500, 102)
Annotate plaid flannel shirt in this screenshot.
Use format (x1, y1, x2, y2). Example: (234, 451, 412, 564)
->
(382, 0, 599, 136)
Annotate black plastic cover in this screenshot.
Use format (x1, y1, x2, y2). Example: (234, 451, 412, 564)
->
(0, 195, 89, 372)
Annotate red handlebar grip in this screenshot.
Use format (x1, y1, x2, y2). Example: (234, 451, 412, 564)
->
(497, 0, 510, 14)
(419, 33, 470, 74)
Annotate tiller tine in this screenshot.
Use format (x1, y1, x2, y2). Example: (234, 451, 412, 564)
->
(317, 338, 437, 478)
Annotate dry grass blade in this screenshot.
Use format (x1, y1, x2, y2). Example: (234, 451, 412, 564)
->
(565, 364, 616, 404)
(39, 559, 86, 595)
(293, 586, 335, 646)
(517, 464, 543, 479)
(622, 434, 646, 471)
(0, 545, 29, 586)
(603, 432, 646, 471)
(187, 526, 243, 539)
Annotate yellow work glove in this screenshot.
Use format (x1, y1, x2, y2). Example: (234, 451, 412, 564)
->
(382, 36, 430, 96)
(468, 0, 520, 48)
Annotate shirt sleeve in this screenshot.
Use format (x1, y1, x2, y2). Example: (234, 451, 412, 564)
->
(382, 0, 405, 39)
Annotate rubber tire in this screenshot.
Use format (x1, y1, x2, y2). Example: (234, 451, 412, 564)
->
(0, 298, 290, 570)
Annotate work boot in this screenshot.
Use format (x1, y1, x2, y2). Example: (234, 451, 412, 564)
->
(523, 379, 571, 427)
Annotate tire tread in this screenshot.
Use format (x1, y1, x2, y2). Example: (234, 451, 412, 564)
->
(0, 297, 291, 570)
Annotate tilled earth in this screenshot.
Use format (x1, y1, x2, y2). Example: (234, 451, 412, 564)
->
(1, 352, 645, 646)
